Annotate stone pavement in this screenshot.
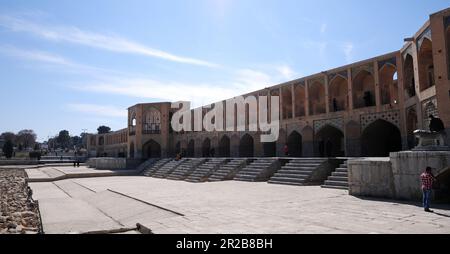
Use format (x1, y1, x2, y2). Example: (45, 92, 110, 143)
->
(29, 176, 450, 234)
(25, 166, 139, 182)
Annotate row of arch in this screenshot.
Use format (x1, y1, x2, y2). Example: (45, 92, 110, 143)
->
(137, 119, 403, 159)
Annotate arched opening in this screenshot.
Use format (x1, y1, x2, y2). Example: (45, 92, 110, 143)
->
(403, 54, 416, 98)
(309, 81, 326, 115)
(329, 75, 348, 112)
(263, 142, 277, 157)
(315, 125, 344, 157)
(379, 64, 398, 105)
(406, 108, 418, 149)
(143, 109, 161, 134)
(282, 86, 293, 119)
(361, 120, 402, 157)
(187, 139, 195, 157)
(98, 136, 105, 146)
(418, 38, 435, 92)
(202, 138, 211, 157)
(353, 70, 375, 109)
(435, 168, 450, 203)
(239, 134, 254, 157)
(287, 131, 302, 157)
(294, 84, 305, 117)
(218, 135, 230, 157)
(142, 139, 161, 159)
(129, 142, 135, 159)
(175, 141, 181, 155)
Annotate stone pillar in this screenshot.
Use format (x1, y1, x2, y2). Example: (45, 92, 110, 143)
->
(396, 53, 409, 150)
(374, 61, 382, 110)
(324, 74, 330, 114)
(347, 68, 354, 111)
(305, 80, 310, 116)
(291, 83, 296, 118)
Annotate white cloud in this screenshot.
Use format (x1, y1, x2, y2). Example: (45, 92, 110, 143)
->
(343, 42, 354, 63)
(0, 45, 73, 65)
(66, 104, 127, 118)
(275, 65, 296, 80)
(0, 15, 218, 67)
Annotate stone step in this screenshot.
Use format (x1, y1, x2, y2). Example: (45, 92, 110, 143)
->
(269, 177, 306, 183)
(335, 168, 348, 173)
(323, 180, 348, 187)
(273, 173, 309, 179)
(332, 172, 348, 177)
(328, 176, 348, 181)
(278, 169, 313, 174)
(321, 185, 349, 190)
(267, 180, 305, 186)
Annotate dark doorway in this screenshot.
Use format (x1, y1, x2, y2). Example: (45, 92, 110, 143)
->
(239, 134, 254, 157)
(287, 131, 302, 157)
(263, 142, 277, 157)
(202, 138, 211, 157)
(361, 120, 402, 157)
(187, 140, 195, 157)
(315, 125, 344, 157)
(143, 139, 161, 159)
(218, 135, 230, 157)
(129, 142, 135, 159)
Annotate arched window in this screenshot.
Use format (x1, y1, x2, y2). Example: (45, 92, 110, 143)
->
(143, 109, 161, 134)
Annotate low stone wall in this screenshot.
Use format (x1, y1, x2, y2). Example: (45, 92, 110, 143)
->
(0, 160, 38, 166)
(391, 151, 450, 200)
(310, 159, 342, 184)
(87, 158, 127, 170)
(348, 151, 450, 201)
(348, 158, 395, 199)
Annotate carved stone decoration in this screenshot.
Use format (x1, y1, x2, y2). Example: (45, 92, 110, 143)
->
(360, 110, 401, 131)
(314, 117, 344, 134)
(417, 27, 432, 50)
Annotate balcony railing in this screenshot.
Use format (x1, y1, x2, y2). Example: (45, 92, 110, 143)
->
(142, 123, 161, 135)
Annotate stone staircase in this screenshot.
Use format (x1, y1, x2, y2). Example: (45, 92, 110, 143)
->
(234, 159, 280, 182)
(152, 158, 187, 178)
(322, 160, 349, 190)
(142, 158, 172, 176)
(185, 158, 228, 182)
(268, 158, 328, 186)
(166, 158, 207, 181)
(208, 158, 250, 182)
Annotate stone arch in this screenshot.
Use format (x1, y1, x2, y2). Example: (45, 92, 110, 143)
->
(379, 63, 398, 105)
(218, 135, 231, 157)
(294, 84, 306, 117)
(98, 136, 105, 146)
(329, 75, 348, 112)
(418, 38, 435, 92)
(129, 142, 135, 159)
(239, 134, 254, 157)
(315, 125, 345, 157)
(361, 119, 402, 157)
(309, 81, 326, 115)
(353, 70, 375, 109)
(187, 139, 195, 157)
(142, 139, 161, 159)
(403, 54, 416, 98)
(287, 131, 302, 157)
(282, 86, 293, 119)
(202, 138, 211, 157)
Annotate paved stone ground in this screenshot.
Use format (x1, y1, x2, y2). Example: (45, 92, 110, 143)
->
(29, 174, 450, 234)
(25, 166, 138, 182)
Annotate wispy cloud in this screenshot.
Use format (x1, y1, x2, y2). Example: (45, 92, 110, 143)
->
(66, 103, 127, 118)
(275, 65, 296, 80)
(343, 42, 354, 63)
(0, 15, 218, 67)
(0, 45, 73, 65)
(320, 23, 327, 35)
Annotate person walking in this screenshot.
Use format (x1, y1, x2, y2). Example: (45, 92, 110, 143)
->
(283, 144, 289, 157)
(420, 167, 436, 213)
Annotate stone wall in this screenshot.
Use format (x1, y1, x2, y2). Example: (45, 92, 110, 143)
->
(390, 151, 450, 200)
(348, 151, 450, 201)
(87, 158, 127, 170)
(348, 158, 395, 198)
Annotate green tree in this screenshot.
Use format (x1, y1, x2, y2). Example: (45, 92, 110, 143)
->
(17, 129, 37, 149)
(2, 140, 14, 159)
(57, 130, 71, 149)
(97, 126, 111, 134)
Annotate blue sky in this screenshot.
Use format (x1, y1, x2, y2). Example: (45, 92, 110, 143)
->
(0, 0, 449, 141)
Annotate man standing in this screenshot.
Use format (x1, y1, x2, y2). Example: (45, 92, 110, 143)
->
(420, 167, 436, 212)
